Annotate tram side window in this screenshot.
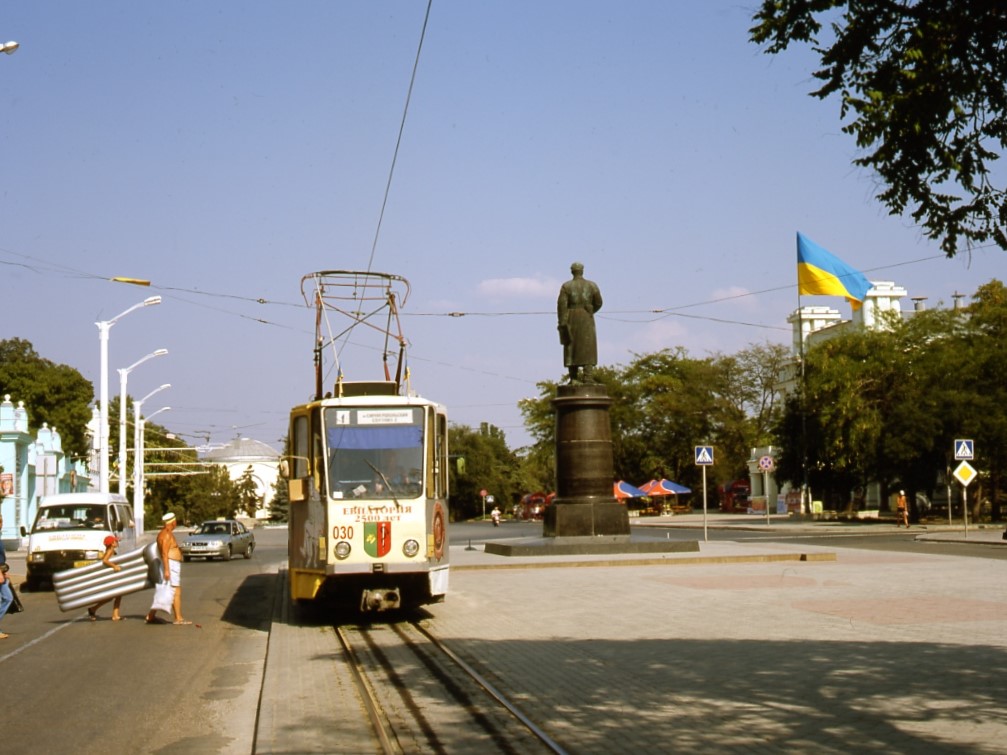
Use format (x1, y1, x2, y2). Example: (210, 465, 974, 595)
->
(291, 415, 309, 480)
(437, 412, 448, 499)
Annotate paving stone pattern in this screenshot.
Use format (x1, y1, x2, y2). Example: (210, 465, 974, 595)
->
(429, 541, 1007, 753)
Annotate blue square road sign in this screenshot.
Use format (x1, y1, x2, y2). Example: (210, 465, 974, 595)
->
(954, 439, 974, 460)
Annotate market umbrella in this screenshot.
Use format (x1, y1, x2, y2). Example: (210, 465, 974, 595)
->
(640, 478, 691, 496)
(614, 480, 648, 500)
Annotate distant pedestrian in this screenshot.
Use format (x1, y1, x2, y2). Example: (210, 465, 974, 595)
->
(896, 490, 909, 527)
(0, 512, 13, 639)
(88, 535, 123, 621)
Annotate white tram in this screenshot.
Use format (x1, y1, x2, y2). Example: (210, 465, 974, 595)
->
(284, 272, 449, 611)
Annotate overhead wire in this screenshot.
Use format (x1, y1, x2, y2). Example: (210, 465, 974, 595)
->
(365, 0, 433, 275)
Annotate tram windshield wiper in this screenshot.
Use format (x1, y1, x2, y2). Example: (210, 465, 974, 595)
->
(365, 460, 402, 510)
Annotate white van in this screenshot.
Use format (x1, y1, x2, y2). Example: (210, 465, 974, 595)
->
(20, 492, 138, 590)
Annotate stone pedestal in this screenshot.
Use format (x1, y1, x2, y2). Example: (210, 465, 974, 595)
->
(543, 384, 630, 538)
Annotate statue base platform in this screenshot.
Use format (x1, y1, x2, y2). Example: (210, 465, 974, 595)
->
(484, 535, 700, 557)
(543, 501, 630, 537)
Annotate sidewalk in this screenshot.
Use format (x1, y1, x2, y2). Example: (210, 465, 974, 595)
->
(631, 510, 1007, 545)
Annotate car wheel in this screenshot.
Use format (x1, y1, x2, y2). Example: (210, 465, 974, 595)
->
(222, 545, 232, 561)
(244, 542, 254, 559)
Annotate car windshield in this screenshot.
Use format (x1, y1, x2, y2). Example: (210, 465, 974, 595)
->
(197, 522, 231, 535)
(33, 505, 109, 532)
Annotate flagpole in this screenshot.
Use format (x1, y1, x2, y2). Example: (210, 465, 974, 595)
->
(796, 237, 809, 518)
(799, 295, 810, 517)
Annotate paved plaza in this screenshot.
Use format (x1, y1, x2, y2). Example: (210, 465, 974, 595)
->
(428, 531, 1007, 753)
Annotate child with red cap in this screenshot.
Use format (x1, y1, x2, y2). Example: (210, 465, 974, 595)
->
(87, 535, 123, 621)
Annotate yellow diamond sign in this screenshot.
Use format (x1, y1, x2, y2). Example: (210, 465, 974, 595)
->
(953, 460, 977, 487)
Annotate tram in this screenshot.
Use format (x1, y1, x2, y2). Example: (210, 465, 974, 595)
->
(284, 271, 449, 612)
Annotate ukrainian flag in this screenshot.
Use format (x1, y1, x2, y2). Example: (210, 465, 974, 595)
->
(797, 232, 872, 309)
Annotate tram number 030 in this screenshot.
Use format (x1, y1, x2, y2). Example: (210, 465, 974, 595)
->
(332, 526, 354, 539)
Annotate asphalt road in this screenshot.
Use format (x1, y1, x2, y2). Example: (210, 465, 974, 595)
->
(0, 528, 286, 755)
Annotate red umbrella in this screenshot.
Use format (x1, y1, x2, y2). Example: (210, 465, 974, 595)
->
(640, 479, 691, 496)
(614, 481, 648, 500)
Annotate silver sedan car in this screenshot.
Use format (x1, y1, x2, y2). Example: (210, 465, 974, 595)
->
(179, 519, 255, 561)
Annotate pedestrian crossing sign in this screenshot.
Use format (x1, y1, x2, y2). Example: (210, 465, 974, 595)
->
(695, 446, 714, 465)
(954, 439, 974, 460)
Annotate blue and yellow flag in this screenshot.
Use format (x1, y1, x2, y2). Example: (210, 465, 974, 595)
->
(797, 232, 872, 309)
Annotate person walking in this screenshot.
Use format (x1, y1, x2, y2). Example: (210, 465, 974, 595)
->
(145, 512, 191, 625)
(896, 490, 909, 528)
(0, 513, 13, 639)
(87, 535, 123, 621)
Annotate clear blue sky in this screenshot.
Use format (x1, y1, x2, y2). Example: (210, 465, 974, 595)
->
(2, 2, 1005, 453)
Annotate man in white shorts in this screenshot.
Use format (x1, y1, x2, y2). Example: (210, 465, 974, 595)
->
(146, 512, 191, 625)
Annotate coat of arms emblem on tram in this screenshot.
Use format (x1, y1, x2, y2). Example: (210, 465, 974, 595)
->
(364, 521, 392, 558)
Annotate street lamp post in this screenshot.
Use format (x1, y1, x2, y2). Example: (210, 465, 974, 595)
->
(133, 384, 170, 533)
(117, 349, 168, 496)
(96, 296, 161, 493)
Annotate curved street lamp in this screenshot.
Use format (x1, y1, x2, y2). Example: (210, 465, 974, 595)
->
(135, 404, 170, 534)
(96, 295, 161, 492)
(132, 384, 169, 532)
(1, 41, 19, 55)
(117, 348, 168, 496)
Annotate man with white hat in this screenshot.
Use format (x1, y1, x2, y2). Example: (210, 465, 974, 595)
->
(146, 512, 191, 625)
(896, 490, 909, 528)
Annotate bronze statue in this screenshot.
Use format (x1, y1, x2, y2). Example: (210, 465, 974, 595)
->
(557, 262, 603, 383)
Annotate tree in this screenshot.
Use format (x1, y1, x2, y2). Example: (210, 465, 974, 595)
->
(771, 291, 1005, 521)
(235, 465, 261, 516)
(269, 434, 291, 523)
(448, 423, 524, 520)
(517, 350, 780, 500)
(964, 280, 1007, 520)
(751, 2, 1007, 255)
(0, 338, 94, 455)
(150, 465, 240, 526)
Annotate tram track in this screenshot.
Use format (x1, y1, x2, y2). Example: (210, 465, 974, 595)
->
(335, 619, 567, 755)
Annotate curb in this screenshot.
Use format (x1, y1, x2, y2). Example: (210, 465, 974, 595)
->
(454, 551, 837, 571)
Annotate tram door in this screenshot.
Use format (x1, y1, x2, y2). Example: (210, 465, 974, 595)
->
(287, 406, 328, 599)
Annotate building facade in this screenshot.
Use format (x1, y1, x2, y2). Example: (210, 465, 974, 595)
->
(0, 395, 91, 549)
(201, 436, 281, 520)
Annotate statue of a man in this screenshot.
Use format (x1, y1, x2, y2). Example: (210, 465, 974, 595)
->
(557, 262, 603, 383)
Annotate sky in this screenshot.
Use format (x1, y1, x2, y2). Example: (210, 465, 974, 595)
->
(2, 1, 1005, 455)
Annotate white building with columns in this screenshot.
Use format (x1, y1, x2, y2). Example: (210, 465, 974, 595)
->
(202, 437, 281, 521)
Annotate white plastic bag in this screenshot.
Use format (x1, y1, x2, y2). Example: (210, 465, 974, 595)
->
(151, 580, 175, 613)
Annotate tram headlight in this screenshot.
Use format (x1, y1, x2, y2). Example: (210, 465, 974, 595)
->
(402, 539, 420, 558)
(334, 541, 352, 560)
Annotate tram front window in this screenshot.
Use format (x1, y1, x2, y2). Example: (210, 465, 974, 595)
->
(325, 409, 424, 500)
